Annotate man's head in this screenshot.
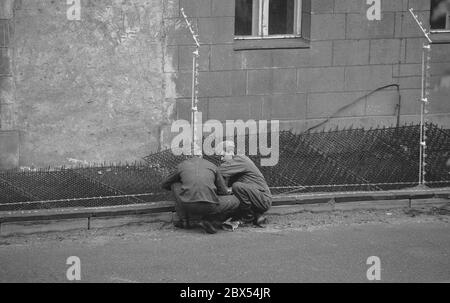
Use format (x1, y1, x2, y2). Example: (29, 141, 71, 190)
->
(216, 140, 236, 162)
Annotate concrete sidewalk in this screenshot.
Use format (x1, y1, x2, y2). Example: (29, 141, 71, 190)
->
(0, 207, 449, 283)
(0, 194, 448, 236)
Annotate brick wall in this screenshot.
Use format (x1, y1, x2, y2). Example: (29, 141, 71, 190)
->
(167, 0, 450, 134)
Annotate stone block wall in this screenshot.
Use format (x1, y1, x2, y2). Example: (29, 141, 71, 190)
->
(168, 0, 450, 134)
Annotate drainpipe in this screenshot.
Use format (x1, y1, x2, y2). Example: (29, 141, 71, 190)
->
(0, 0, 19, 170)
(0, 0, 15, 130)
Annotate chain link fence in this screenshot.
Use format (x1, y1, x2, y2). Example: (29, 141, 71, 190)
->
(0, 123, 449, 212)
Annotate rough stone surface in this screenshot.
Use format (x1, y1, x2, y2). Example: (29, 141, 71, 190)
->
(11, 0, 177, 167)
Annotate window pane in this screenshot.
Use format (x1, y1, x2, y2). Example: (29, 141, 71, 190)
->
(235, 0, 254, 35)
(269, 0, 295, 35)
(431, 0, 450, 30)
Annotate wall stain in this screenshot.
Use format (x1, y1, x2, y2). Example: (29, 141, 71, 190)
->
(13, 0, 177, 167)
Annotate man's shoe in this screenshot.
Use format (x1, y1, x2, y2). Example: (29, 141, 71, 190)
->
(253, 215, 268, 228)
(240, 213, 256, 224)
(211, 220, 224, 230)
(173, 220, 184, 229)
(173, 219, 190, 229)
(198, 220, 218, 234)
(222, 218, 241, 231)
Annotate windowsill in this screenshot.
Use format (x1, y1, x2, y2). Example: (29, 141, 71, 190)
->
(430, 30, 450, 44)
(233, 36, 310, 50)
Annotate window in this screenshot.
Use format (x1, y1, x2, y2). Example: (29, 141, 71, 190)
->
(235, 0, 302, 39)
(431, 0, 450, 31)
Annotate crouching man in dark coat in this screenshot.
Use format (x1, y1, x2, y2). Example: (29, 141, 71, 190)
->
(217, 141, 272, 227)
(162, 156, 240, 234)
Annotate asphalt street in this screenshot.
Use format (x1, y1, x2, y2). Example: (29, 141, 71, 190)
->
(0, 208, 449, 283)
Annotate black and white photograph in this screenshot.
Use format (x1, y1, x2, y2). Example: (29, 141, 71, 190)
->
(0, 0, 449, 287)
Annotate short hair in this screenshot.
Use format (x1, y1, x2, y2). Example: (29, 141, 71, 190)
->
(215, 140, 235, 155)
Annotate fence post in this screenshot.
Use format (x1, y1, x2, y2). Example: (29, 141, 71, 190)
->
(409, 8, 432, 188)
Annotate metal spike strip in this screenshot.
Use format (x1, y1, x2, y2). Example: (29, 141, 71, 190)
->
(409, 8, 433, 43)
(1, 124, 449, 211)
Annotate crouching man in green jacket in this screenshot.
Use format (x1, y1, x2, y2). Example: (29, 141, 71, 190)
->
(162, 156, 240, 234)
(217, 141, 272, 227)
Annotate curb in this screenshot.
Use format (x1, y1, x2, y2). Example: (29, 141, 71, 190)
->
(0, 188, 449, 236)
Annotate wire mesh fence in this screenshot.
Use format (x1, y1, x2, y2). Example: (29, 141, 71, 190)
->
(0, 165, 171, 211)
(0, 123, 449, 212)
(425, 123, 450, 188)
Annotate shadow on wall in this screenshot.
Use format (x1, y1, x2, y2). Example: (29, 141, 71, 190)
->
(0, 130, 19, 170)
(438, 71, 450, 89)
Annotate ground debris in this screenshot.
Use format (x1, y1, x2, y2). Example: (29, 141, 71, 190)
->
(1, 206, 449, 246)
(405, 205, 450, 217)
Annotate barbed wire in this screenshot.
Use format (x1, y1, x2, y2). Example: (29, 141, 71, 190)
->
(0, 193, 164, 207)
(270, 181, 450, 190)
(1, 181, 449, 207)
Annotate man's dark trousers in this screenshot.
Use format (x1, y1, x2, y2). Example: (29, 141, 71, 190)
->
(171, 183, 240, 223)
(232, 182, 272, 217)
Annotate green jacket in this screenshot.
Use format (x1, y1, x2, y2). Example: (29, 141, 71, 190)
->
(219, 155, 271, 196)
(162, 157, 229, 204)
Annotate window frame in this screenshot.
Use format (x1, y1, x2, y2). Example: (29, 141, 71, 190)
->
(234, 0, 303, 40)
(430, 0, 450, 43)
(430, 0, 450, 33)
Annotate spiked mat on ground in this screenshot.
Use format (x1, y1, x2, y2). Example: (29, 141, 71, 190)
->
(0, 123, 449, 212)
